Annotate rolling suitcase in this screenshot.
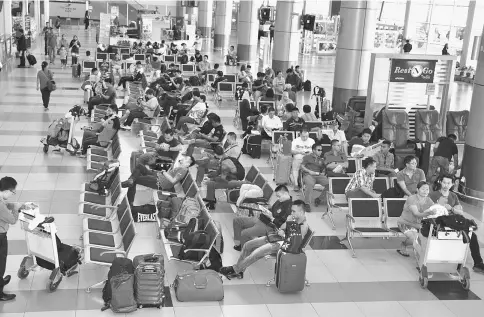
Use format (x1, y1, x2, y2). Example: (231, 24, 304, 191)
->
(275, 250, 307, 293)
(133, 254, 165, 308)
(274, 155, 292, 185)
(72, 63, 80, 78)
(84, 89, 91, 104)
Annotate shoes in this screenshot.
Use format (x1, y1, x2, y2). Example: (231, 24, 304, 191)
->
(448, 272, 460, 279)
(3, 275, 11, 286)
(233, 245, 241, 251)
(473, 262, 484, 273)
(121, 179, 134, 188)
(203, 198, 216, 210)
(0, 292, 16, 301)
(220, 266, 243, 280)
(314, 198, 321, 207)
(121, 125, 132, 131)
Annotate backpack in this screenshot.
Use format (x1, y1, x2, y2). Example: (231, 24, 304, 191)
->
(179, 54, 189, 64)
(280, 221, 304, 254)
(221, 157, 245, 181)
(88, 160, 120, 195)
(435, 214, 478, 233)
(242, 135, 262, 159)
(101, 258, 136, 312)
(178, 230, 210, 261)
(27, 54, 37, 66)
(189, 75, 201, 86)
(303, 80, 311, 91)
(171, 197, 201, 225)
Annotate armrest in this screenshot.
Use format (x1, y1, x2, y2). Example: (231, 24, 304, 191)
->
(345, 214, 355, 223)
(240, 198, 269, 205)
(184, 248, 210, 253)
(100, 250, 127, 257)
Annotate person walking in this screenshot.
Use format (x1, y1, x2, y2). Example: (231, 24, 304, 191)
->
(16, 29, 27, 68)
(42, 22, 50, 55)
(55, 16, 62, 36)
(37, 61, 54, 110)
(69, 35, 81, 65)
(47, 29, 57, 64)
(442, 43, 450, 55)
(403, 39, 412, 53)
(84, 10, 90, 30)
(0, 176, 22, 301)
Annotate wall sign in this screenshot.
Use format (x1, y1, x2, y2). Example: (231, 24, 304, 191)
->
(389, 59, 437, 83)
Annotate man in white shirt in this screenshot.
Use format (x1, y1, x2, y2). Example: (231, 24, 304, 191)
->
(121, 88, 159, 129)
(291, 129, 315, 191)
(325, 121, 347, 154)
(261, 107, 283, 139)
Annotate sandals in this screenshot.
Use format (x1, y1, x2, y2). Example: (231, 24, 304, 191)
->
(396, 249, 409, 257)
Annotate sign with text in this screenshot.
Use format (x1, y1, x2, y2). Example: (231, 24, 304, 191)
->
(389, 59, 437, 83)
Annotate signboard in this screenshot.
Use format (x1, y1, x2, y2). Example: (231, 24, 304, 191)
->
(389, 59, 437, 83)
(50, 2, 86, 19)
(426, 83, 436, 96)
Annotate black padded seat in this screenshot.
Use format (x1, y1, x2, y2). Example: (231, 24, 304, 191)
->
(88, 232, 115, 247)
(82, 204, 108, 217)
(90, 148, 108, 156)
(89, 247, 118, 264)
(87, 218, 113, 232)
(354, 227, 389, 233)
(84, 193, 106, 205)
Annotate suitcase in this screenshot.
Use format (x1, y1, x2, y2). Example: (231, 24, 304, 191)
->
(275, 250, 307, 293)
(133, 254, 165, 308)
(27, 54, 37, 66)
(173, 270, 224, 302)
(102, 258, 136, 312)
(130, 150, 144, 173)
(72, 63, 80, 78)
(274, 155, 292, 185)
(84, 89, 91, 104)
(243, 135, 262, 159)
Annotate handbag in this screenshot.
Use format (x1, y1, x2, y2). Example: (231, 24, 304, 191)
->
(173, 270, 224, 302)
(47, 80, 56, 91)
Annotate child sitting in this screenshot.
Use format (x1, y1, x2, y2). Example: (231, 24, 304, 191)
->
(425, 196, 449, 219)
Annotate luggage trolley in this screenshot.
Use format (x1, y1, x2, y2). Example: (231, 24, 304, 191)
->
(17, 203, 82, 292)
(413, 223, 472, 290)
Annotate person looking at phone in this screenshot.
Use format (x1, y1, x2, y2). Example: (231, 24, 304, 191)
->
(232, 185, 292, 251)
(261, 107, 282, 140)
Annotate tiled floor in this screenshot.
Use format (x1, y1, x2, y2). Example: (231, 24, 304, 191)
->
(1, 25, 484, 317)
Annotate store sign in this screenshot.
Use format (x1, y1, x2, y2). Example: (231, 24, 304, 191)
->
(389, 59, 437, 83)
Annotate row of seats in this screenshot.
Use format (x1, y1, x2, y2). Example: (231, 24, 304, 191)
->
(324, 176, 397, 229)
(344, 197, 406, 257)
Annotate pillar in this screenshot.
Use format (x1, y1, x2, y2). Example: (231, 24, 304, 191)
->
(186, 6, 198, 25)
(198, 0, 213, 38)
(214, 0, 232, 51)
(43, 0, 50, 25)
(331, 1, 378, 113)
(272, 0, 304, 72)
(21, 0, 28, 30)
(4, 0, 13, 38)
(176, 2, 185, 20)
(459, 2, 484, 68)
(237, 0, 260, 62)
(461, 26, 484, 200)
(402, 0, 412, 40)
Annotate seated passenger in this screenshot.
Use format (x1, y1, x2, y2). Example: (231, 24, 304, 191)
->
(313, 127, 332, 145)
(195, 145, 232, 186)
(123, 155, 195, 204)
(382, 155, 426, 198)
(252, 72, 267, 102)
(261, 107, 283, 140)
(86, 77, 116, 117)
(300, 144, 328, 206)
(239, 91, 259, 131)
(285, 68, 301, 91)
(291, 129, 314, 191)
(427, 134, 459, 184)
(238, 64, 252, 84)
(430, 174, 484, 273)
(324, 139, 349, 177)
(120, 88, 159, 129)
(397, 181, 435, 257)
(260, 88, 275, 102)
(173, 90, 204, 123)
(284, 107, 305, 132)
(151, 56, 162, 71)
(185, 115, 225, 156)
(111, 53, 123, 77)
(277, 91, 293, 116)
(193, 50, 203, 63)
(211, 70, 226, 91)
(220, 199, 308, 279)
(78, 104, 120, 157)
(198, 55, 211, 80)
(175, 94, 208, 133)
(151, 128, 182, 155)
(319, 99, 335, 121)
(325, 121, 347, 150)
(345, 157, 380, 199)
(301, 104, 318, 122)
(232, 185, 293, 250)
(348, 128, 373, 154)
(373, 140, 395, 177)
(117, 61, 144, 90)
(226, 45, 237, 65)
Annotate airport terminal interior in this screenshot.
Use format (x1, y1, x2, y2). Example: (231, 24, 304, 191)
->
(1, 0, 484, 316)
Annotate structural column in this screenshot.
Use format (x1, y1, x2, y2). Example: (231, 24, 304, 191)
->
(43, 0, 50, 25)
(331, 1, 378, 113)
(198, 0, 213, 38)
(214, 0, 232, 51)
(461, 26, 484, 200)
(272, 0, 303, 72)
(237, 0, 260, 63)
(402, 0, 412, 41)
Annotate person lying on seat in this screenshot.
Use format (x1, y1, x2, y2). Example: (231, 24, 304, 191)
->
(145, 128, 182, 157)
(117, 61, 144, 90)
(220, 199, 308, 280)
(231, 185, 292, 250)
(78, 104, 120, 157)
(173, 90, 205, 126)
(185, 115, 225, 156)
(120, 88, 159, 129)
(122, 155, 195, 204)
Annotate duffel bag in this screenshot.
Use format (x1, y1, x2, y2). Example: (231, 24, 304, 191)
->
(173, 270, 224, 302)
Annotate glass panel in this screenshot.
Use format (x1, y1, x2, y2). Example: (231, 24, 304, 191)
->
(452, 6, 468, 27)
(428, 24, 451, 45)
(448, 26, 465, 51)
(412, 40, 428, 54)
(380, 1, 406, 24)
(411, 22, 430, 43)
(409, 4, 432, 23)
(431, 5, 454, 25)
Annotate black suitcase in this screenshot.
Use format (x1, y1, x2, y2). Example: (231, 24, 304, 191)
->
(27, 54, 37, 66)
(35, 235, 81, 274)
(303, 80, 311, 91)
(133, 254, 165, 308)
(242, 135, 262, 159)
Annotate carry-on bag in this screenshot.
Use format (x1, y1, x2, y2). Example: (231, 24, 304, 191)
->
(173, 270, 224, 302)
(84, 89, 92, 104)
(242, 134, 262, 159)
(275, 250, 307, 293)
(130, 150, 144, 173)
(274, 155, 292, 185)
(27, 54, 37, 66)
(72, 63, 79, 78)
(133, 254, 165, 308)
(102, 257, 137, 313)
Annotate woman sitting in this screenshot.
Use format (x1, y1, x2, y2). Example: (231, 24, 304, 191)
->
(78, 104, 120, 157)
(396, 181, 436, 257)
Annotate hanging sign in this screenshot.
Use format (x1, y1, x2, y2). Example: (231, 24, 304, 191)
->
(426, 83, 436, 96)
(389, 59, 437, 83)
